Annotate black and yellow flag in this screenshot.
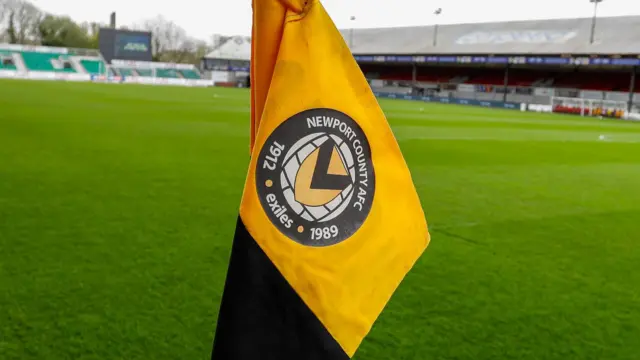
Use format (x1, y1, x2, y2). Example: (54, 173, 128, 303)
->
(212, 0, 430, 358)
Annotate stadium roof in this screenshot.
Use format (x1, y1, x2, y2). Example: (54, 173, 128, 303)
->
(340, 15, 640, 56)
(204, 15, 640, 61)
(204, 36, 251, 61)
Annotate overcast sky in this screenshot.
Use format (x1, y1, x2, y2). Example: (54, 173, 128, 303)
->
(30, 0, 640, 40)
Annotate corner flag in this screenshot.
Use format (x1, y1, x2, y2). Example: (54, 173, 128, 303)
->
(212, 0, 430, 358)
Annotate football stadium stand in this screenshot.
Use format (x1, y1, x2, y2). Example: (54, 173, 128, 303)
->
(0, 44, 108, 74)
(110, 59, 203, 80)
(333, 15, 640, 118)
(0, 44, 207, 86)
(197, 16, 640, 119)
(201, 36, 251, 87)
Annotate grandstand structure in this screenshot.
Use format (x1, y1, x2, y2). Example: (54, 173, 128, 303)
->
(339, 15, 640, 117)
(0, 44, 108, 75)
(201, 36, 250, 86)
(199, 15, 640, 118)
(0, 43, 207, 86)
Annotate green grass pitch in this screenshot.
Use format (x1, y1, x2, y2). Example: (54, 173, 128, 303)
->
(1, 79, 640, 359)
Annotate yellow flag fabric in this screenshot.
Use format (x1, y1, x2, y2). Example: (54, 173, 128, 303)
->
(213, 0, 430, 358)
(249, 0, 290, 152)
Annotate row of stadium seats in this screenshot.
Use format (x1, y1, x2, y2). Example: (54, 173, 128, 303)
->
(465, 69, 551, 87)
(363, 65, 640, 92)
(0, 50, 17, 70)
(111, 67, 202, 79)
(363, 65, 551, 88)
(553, 72, 632, 92)
(0, 49, 107, 74)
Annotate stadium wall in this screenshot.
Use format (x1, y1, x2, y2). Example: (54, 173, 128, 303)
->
(375, 90, 640, 121)
(0, 69, 214, 87)
(374, 91, 523, 110)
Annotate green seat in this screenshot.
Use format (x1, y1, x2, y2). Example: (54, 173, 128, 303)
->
(22, 51, 76, 72)
(0, 51, 17, 71)
(113, 67, 199, 78)
(156, 69, 179, 78)
(81, 59, 106, 75)
(180, 69, 201, 79)
(0, 62, 17, 70)
(136, 69, 152, 77)
(115, 67, 135, 77)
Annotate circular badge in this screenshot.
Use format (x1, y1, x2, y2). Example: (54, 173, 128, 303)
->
(256, 108, 375, 247)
